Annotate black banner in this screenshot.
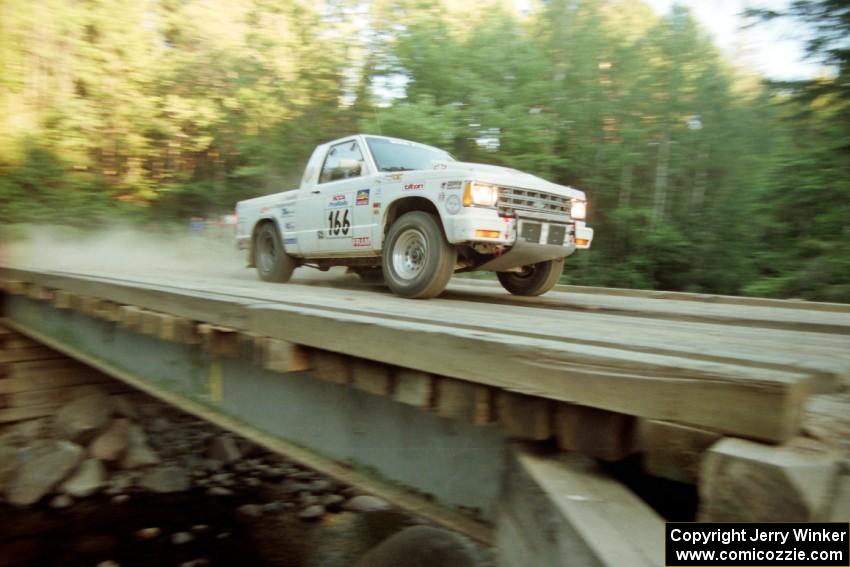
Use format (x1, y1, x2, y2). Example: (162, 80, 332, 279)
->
(666, 523, 849, 566)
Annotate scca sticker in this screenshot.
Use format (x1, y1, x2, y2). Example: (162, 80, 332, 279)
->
(441, 180, 463, 190)
(284, 222, 296, 230)
(352, 236, 371, 247)
(356, 189, 370, 205)
(328, 193, 349, 208)
(403, 183, 424, 191)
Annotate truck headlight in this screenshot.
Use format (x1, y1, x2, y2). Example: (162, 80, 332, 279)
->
(570, 199, 586, 220)
(463, 181, 499, 207)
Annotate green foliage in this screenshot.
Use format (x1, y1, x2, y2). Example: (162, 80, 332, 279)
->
(0, 0, 846, 301)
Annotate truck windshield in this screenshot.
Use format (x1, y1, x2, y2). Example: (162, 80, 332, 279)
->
(366, 137, 453, 172)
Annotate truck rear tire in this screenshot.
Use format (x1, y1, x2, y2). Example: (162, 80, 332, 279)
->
(383, 212, 456, 299)
(497, 259, 563, 296)
(255, 222, 296, 283)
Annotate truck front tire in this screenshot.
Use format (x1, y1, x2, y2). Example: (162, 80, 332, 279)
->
(383, 212, 456, 299)
(255, 223, 296, 283)
(497, 259, 563, 296)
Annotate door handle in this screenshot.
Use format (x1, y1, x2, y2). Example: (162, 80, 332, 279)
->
(311, 189, 321, 194)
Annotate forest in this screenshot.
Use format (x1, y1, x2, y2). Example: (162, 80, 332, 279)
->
(0, 0, 847, 301)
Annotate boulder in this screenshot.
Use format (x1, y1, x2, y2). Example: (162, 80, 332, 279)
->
(90, 418, 131, 461)
(343, 495, 390, 513)
(237, 503, 263, 520)
(6, 440, 84, 505)
(61, 458, 106, 498)
(322, 494, 345, 511)
(120, 425, 160, 469)
(54, 388, 111, 442)
(207, 436, 241, 465)
(3, 418, 49, 445)
(353, 526, 480, 567)
(302, 512, 385, 567)
(111, 395, 139, 419)
(310, 479, 333, 493)
(138, 465, 190, 493)
(50, 494, 74, 509)
(171, 532, 194, 545)
(299, 504, 326, 521)
(135, 527, 161, 540)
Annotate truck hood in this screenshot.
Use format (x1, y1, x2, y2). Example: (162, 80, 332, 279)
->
(433, 161, 587, 200)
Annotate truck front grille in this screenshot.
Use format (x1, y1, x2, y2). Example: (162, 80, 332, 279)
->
(497, 186, 570, 218)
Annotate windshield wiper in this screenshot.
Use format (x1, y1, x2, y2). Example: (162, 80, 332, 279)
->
(381, 167, 413, 172)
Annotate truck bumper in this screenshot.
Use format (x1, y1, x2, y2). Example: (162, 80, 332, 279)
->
(443, 210, 515, 244)
(476, 240, 577, 271)
(444, 209, 592, 271)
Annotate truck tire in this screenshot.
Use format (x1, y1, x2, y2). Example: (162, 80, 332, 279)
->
(382, 211, 456, 299)
(255, 222, 296, 283)
(497, 259, 563, 296)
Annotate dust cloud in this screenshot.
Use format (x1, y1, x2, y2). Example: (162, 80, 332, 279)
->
(3, 225, 244, 276)
(0, 225, 358, 285)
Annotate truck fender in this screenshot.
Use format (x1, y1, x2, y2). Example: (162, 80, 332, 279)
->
(380, 195, 446, 247)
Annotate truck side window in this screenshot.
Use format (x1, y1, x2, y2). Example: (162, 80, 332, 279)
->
(319, 141, 365, 184)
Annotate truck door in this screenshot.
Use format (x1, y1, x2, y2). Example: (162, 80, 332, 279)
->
(303, 139, 375, 256)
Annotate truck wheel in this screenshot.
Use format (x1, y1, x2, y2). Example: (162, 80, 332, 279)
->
(383, 212, 456, 299)
(497, 259, 563, 296)
(255, 223, 296, 283)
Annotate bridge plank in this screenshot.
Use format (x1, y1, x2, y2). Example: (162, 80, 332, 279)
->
(0, 346, 65, 364)
(351, 358, 392, 396)
(641, 420, 722, 484)
(53, 289, 72, 309)
(8, 382, 131, 407)
(308, 349, 351, 385)
(0, 402, 61, 423)
(257, 337, 309, 374)
(435, 378, 493, 425)
(249, 303, 810, 442)
(554, 403, 638, 462)
(0, 268, 824, 442)
(496, 392, 551, 441)
(0, 371, 112, 394)
(394, 369, 433, 408)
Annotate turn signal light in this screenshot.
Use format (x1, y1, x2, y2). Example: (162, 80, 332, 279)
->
(576, 238, 589, 246)
(475, 230, 501, 238)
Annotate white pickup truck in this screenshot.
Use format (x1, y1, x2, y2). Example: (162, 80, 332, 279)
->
(236, 134, 593, 299)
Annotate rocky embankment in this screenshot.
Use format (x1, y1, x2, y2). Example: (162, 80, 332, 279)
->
(0, 386, 490, 567)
